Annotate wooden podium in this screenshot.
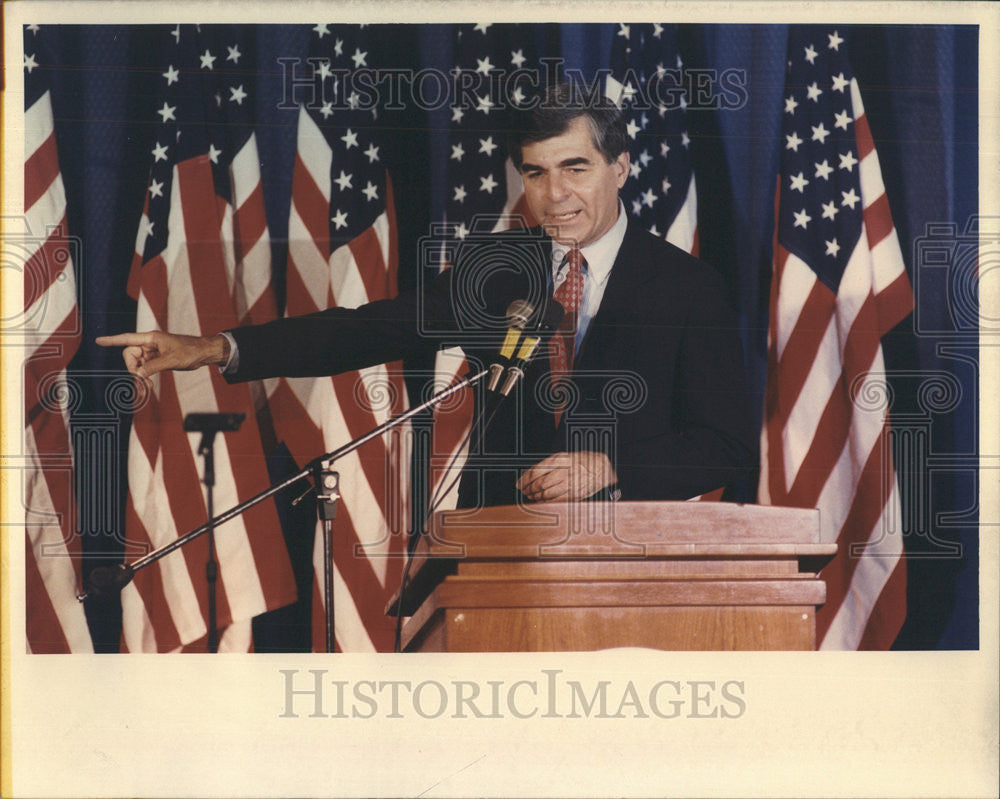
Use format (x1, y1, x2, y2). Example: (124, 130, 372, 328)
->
(397, 502, 835, 652)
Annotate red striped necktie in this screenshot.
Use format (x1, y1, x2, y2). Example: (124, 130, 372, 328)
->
(550, 248, 584, 424)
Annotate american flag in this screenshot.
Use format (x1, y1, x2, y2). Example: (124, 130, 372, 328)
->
(759, 27, 913, 649)
(610, 23, 720, 501)
(428, 23, 541, 510)
(123, 25, 296, 652)
(267, 24, 409, 652)
(22, 24, 93, 653)
(609, 22, 698, 255)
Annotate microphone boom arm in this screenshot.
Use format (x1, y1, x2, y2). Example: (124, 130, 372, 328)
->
(78, 367, 489, 601)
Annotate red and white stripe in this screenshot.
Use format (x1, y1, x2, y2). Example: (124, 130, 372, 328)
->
(122, 137, 295, 653)
(23, 88, 93, 653)
(665, 174, 699, 257)
(270, 106, 409, 652)
(759, 79, 913, 649)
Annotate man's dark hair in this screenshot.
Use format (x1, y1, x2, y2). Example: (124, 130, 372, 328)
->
(506, 82, 628, 170)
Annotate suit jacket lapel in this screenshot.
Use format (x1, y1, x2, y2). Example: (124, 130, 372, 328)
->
(574, 217, 654, 370)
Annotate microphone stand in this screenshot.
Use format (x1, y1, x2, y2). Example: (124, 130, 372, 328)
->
(79, 368, 489, 653)
(183, 412, 246, 654)
(203, 441, 218, 654)
(314, 463, 339, 654)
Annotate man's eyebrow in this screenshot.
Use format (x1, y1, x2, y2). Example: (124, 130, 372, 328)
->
(519, 156, 594, 172)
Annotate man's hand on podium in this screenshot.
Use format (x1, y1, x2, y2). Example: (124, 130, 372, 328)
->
(516, 451, 618, 502)
(96, 331, 230, 381)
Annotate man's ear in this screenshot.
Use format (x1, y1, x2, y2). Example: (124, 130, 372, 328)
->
(614, 151, 630, 189)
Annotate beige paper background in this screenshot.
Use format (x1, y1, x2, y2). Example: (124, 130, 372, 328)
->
(3, 1, 998, 797)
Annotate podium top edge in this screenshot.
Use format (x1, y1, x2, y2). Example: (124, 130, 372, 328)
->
(431, 501, 823, 545)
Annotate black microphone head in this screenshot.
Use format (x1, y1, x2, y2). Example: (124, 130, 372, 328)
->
(505, 299, 534, 330)
(84, 563, 135, 596)
(496, 300, 563, 396)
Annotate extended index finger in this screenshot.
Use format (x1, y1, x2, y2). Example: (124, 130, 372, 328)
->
(95, 332, 158, 348)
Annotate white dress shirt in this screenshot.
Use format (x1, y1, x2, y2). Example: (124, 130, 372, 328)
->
(549, 199, 628, 353)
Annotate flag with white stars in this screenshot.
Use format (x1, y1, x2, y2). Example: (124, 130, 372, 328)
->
(269, 23, 409, 653)
(430, 23, 543, 511)
(442, 23, 539, 240)
(759, 26, 913, 649)
(23, 24, 94, 653)
(124, 25, 296, 652)
(776, 30, 864, 291)
(609, 22, 698, 254)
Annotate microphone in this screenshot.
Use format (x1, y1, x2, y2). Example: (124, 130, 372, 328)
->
(80, 563, 135, 599)
(487, 299, 535, 392)
(498, 300, 565, 396)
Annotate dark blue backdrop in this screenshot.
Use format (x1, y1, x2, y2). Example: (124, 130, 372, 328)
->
(36, 23, 979, 651)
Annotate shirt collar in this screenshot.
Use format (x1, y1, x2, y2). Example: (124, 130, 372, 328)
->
(550, 199, 628, 287)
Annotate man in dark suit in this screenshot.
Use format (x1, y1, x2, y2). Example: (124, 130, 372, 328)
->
(99, 84, 755, 507)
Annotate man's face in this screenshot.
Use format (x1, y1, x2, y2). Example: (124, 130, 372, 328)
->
(518, 116, 630, 248)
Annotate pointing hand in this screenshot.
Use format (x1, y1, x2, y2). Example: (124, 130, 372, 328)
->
(95, 331, 229, 379)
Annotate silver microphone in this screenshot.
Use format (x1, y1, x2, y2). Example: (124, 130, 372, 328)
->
(498, 300, 565, 396)
(487, 299, 535, 392)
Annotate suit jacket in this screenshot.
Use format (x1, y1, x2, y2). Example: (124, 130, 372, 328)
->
(226, 218, 756, 506)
